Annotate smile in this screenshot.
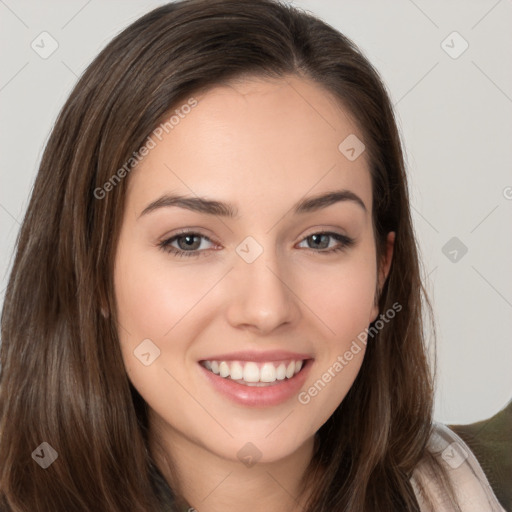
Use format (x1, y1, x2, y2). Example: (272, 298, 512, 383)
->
(198, 356, 313, 406)
(200, 359, 304, 386)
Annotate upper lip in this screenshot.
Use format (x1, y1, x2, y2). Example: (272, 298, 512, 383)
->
(198, 350, 313, 362)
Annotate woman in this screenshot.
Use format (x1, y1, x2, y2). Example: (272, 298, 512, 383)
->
(0, 0, 505, 510)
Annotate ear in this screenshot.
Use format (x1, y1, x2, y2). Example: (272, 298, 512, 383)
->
(369, 231, 395, 323)
(100, 297, 110, 318)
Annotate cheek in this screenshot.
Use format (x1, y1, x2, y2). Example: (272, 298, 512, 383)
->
(113, 242, 202, 392)
(296, 244, 378, 341)
(294, 242, 377, 420)
(113, 244, 209, 340)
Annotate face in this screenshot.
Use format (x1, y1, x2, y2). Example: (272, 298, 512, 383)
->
(113, 74, 393, 467)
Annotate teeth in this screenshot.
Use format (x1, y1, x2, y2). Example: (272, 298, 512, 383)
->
(219, 361, 230, 378)
(260, 363, 276, 382)
(243, 362, 260, 382)
(201, 359, 305, 384)
(276, 363, 286, 380)
(285, 361, 295, 379)
(230, 361, 243, 380)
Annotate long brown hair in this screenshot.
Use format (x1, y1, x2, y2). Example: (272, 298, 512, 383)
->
(0, 0, 459, 510)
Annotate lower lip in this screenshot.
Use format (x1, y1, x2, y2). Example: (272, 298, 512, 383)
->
(198, 360, 313, 407)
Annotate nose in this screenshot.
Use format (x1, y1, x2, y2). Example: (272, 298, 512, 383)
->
(225, 245, 300, 334)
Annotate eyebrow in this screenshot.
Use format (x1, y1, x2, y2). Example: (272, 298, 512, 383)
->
(138, 189, 367, 219)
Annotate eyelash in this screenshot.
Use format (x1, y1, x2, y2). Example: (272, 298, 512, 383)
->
(157, 230, 355, 258)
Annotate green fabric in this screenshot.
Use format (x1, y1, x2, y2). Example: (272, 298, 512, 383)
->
(450, 401, 512, 512)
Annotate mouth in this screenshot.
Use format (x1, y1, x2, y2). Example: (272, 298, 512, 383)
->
(199, 358, 307, 386)
(197, 356, 313, 407)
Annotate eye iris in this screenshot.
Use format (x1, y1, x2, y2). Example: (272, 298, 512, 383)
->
(310, 234, 329, 249)
(178, 235, 200, 250)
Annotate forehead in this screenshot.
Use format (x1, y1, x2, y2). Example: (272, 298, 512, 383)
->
(126, 74, 372, 216)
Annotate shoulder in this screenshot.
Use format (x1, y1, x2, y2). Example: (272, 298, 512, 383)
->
(410, 422, 506, 512)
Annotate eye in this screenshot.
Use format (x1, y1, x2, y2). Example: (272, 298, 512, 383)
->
(158, 231, 216, 258)
(296, 232, 355, 254)
(158, 230, 355, 258)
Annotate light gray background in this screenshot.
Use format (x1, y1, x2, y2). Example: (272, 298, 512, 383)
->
(1, 0, 511, 424)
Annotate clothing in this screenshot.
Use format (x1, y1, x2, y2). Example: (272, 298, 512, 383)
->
(450, 402, 512, 509)
(411, 422, 507, 511)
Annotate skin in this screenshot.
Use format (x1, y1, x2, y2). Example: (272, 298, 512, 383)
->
(113, 74, 394, 512)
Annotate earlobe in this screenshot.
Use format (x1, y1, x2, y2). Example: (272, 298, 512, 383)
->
(369, 231, 396, 324)
(380, 231, 395, 289)
(100, 298, 110, 318)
